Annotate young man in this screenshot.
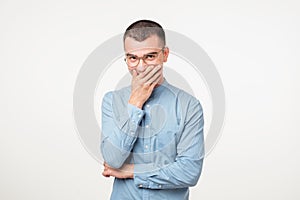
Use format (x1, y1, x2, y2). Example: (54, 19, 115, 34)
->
(101, 20, 204, 200)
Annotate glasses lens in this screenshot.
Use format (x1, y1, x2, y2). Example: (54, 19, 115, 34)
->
(126, 55, 138, 66)
(144, 54, 158, 62)
(125, 48, 164, 67)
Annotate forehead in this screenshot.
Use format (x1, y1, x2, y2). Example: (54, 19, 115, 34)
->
(124, 35, 162, 54)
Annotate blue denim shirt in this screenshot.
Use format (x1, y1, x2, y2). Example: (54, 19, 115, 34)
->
(101, 79, 204, 200)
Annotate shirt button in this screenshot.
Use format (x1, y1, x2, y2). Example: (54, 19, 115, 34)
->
(138, 114, 142, 118)
(139, 184, 143, 188)
(146, 104, 150, 108)
(158, 185, 162, 188)
(130, 131, 135, 135)
(145, 125, 149, 128)
(145, 145, 148, 149)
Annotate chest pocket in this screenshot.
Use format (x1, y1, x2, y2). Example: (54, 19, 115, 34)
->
(149, 102, 181, 165)
(153, 124, 180, 164)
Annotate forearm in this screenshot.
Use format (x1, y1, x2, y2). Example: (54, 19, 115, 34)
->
(133, 153, 204, 189)
(102, 163, 134, 179)
(101, 92, 144, 169)
(101, 131, 137, 169)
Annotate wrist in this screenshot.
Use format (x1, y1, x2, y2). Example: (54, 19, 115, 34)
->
(128, 172, 134, 179)
(128, 98, 143, 109)
(128, 164, 134, 179)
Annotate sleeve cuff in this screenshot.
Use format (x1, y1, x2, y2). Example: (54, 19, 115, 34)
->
(133, 163, 161, 189)
(127, 103, 145, 126)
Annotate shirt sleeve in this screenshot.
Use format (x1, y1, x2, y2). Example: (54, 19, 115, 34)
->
(101, 91, 145, 169)
(133, 99, 204, 189)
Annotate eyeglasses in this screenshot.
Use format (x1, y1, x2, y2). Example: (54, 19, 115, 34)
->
(124, 47, 165, 67)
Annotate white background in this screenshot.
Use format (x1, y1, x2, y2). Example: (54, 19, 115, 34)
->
(0, 0, 299, 199)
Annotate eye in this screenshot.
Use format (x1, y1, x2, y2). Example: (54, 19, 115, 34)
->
(128, 56, 137, 61)
(145, 54, 156, 60)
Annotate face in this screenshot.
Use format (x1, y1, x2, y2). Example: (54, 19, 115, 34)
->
(124, 35, 169, 75)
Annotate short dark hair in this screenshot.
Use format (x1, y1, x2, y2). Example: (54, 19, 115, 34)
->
(123, 19, 166, 46)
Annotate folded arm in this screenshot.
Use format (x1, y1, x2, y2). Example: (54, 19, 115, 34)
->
(101, 95, 205, 190)
(133, 100, 204, 189)
(101, 92, 144, 169)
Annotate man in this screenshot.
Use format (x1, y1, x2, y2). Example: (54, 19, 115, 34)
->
(101, 20, 204, 200)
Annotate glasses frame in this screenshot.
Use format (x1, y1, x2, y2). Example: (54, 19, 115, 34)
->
(124, 47, 165, 67)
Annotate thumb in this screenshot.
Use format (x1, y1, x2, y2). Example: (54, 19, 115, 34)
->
(132, 70, 137, 77)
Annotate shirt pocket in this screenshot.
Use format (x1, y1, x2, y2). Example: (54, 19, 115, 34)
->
(153, 125, 179, 164)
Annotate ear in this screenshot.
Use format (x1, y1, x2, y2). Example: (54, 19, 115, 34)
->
(162, 47, 169, 62)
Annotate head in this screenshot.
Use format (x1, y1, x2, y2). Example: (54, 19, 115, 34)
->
(123, 20, 169, 76)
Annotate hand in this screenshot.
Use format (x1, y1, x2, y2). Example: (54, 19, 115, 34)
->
(128, 64, 162, 108)
(102, 162, 134, 179)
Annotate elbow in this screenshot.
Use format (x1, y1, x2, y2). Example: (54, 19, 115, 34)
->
(189, 171, 201, 187)
(103, 157, 124, 169)
(101, 140, 128, 169)
(185, 159, 203, 187)
(186, 170, 202, 187)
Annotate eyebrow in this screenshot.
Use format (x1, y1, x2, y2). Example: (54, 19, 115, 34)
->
(125, 51, 159, 57)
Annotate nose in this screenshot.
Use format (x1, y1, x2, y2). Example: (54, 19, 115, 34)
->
(136, 59, 146, 73)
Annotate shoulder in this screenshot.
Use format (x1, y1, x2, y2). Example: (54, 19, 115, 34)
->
(165, 82, 201, 108)
(102, 86, 131, 112)
(103, 86, 131, 101)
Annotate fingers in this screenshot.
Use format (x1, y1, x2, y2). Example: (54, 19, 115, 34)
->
(102, 171, 110, 177)
(138, 64, 161, 80)
(102, 167, 120, 178)
(138, 65, 161, 85)
(131, 65, 162, 89)
(137, 65, 155, 79)
(103, 162, 108, 170)
(102, 167, 110, 177)
(129, 64, 163, 107)
(102, 162, 111, 177)
(144, 65, 162, 85)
